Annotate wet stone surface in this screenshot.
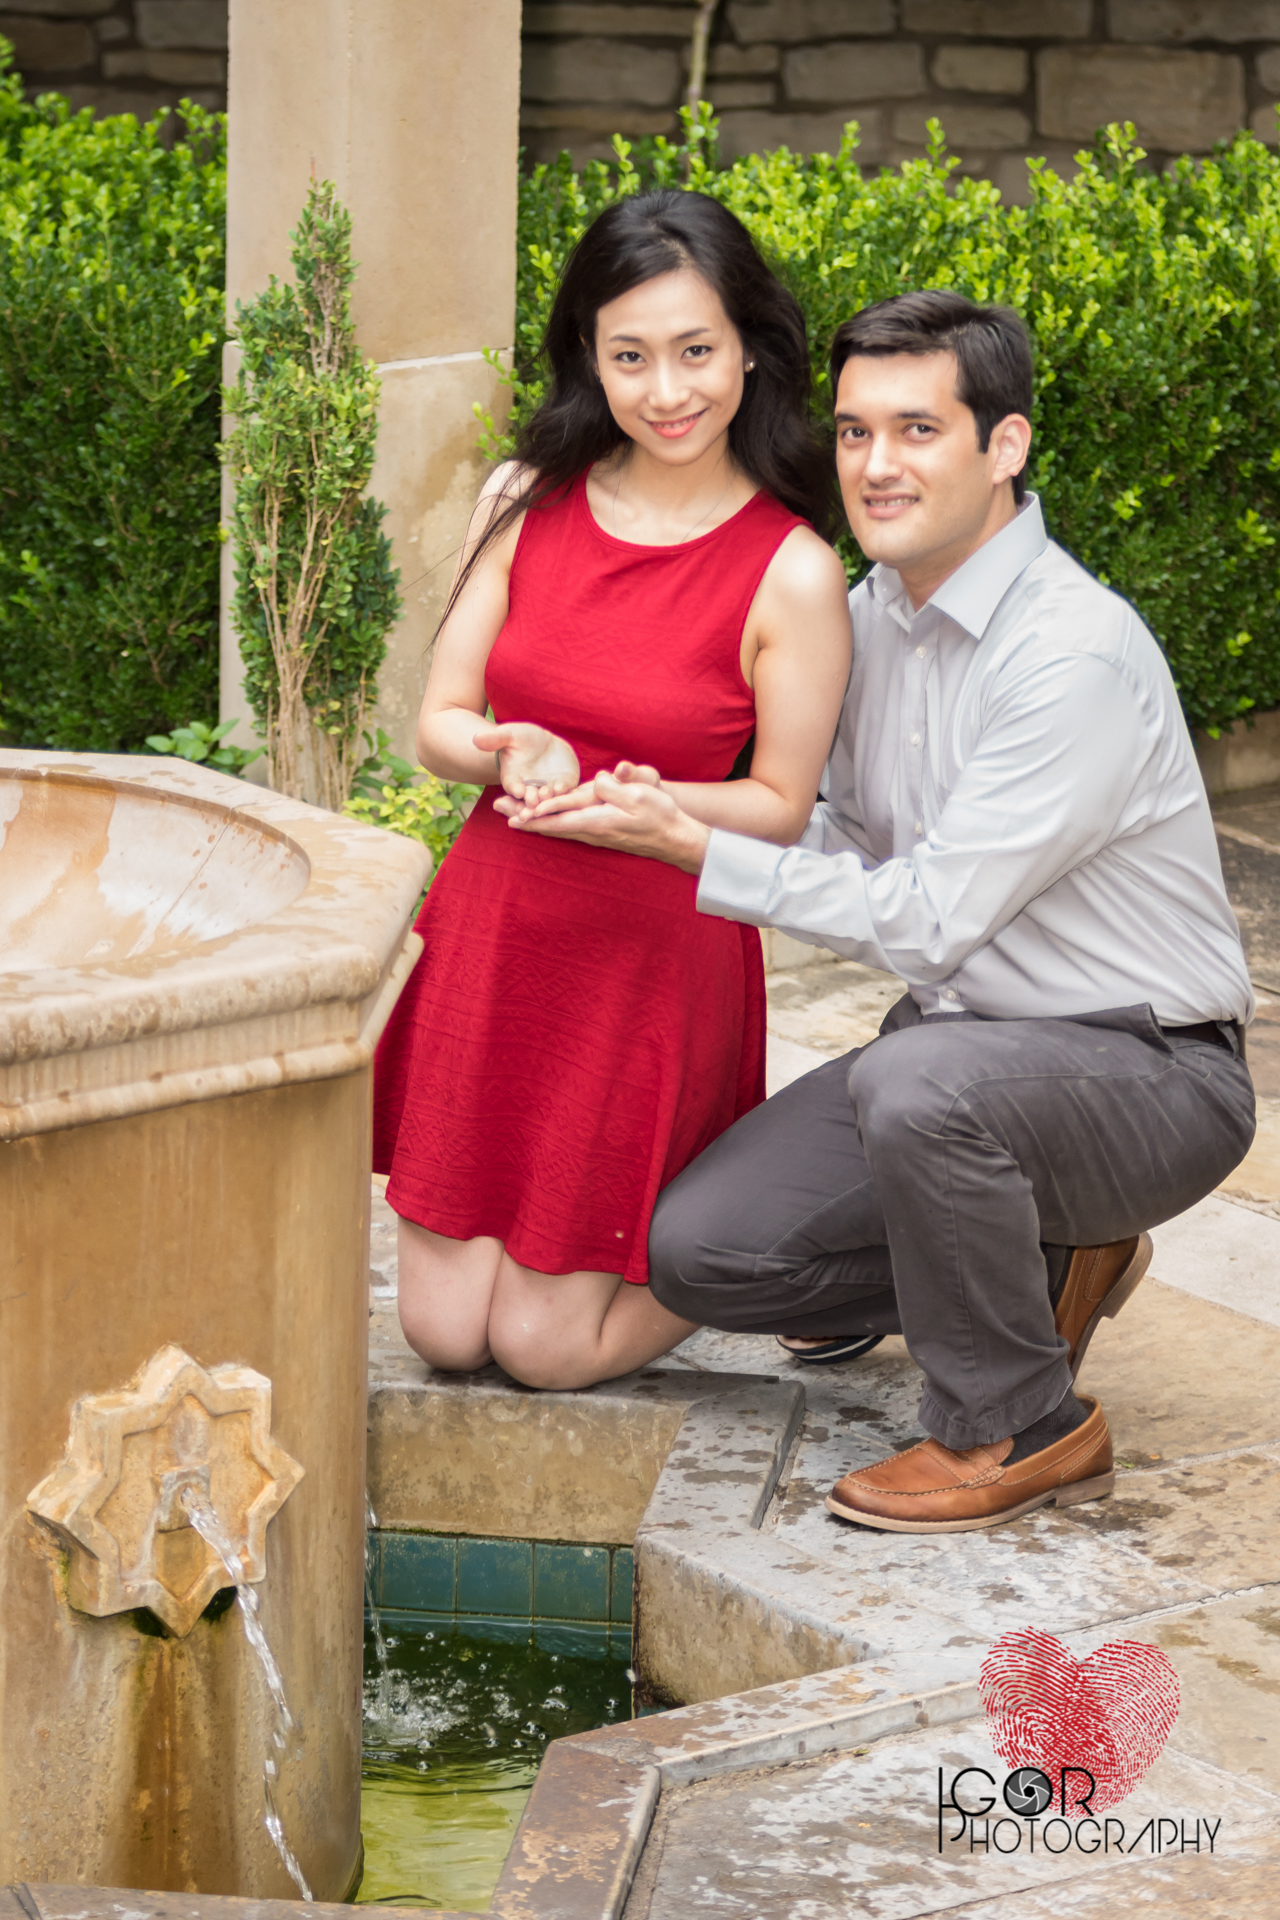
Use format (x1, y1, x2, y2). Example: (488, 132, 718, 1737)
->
(623, 1715, 1280, 1919)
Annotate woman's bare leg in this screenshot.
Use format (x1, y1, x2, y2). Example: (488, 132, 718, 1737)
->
(487, 1256, 698, 1390)
(396, 1218, 503, 1370)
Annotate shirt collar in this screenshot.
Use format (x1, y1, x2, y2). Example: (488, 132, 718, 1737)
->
(867, 494, 1048, 640)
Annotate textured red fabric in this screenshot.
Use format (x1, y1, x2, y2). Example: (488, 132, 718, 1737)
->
(374, 472, 805, 1285)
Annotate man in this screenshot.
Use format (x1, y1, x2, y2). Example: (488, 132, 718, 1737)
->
(511, 290, 1255, 1533)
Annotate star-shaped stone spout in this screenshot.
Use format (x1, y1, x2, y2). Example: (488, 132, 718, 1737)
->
(27, 1344, 304, 1636)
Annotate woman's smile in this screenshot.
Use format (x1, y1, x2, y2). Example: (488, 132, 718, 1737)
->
(646, 410, 706, 439)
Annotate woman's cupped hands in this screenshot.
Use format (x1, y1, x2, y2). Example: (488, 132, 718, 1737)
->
(494, 757, 659, 826)
(473, 720, 581, 806)
(494, 759, 710, 874)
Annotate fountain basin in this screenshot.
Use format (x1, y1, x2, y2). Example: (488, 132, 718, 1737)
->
(0, 766, 309, 970)
(0, 755, 426, 1139)
(0, 751, 430, 1899)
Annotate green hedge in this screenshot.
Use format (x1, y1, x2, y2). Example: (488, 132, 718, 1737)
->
(5, 90, 1278, 749)
(497, 117, 1280, 736)
(0, 49, 224, 752)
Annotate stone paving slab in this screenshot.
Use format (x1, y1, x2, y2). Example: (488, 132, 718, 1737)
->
(1218, 1098, 1280, 1214)
(623, 1716, 1280, 1919)
(764, 960, 903, 1058)
(366, 1322, 801, 1548)
(1069, 1592, 1280, 1794)
(910, 1849, 1280, 1917)
(775, 1446, 1253, 1635)
(490, 1632, 1280, 1919)
(1149, 1193, 1280, 1328)
(659, 1276, 1280, 1695)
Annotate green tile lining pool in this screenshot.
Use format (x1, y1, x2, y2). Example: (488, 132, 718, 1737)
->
(369, 1528, 633, 1644)
(359, 1532, 634, 1909)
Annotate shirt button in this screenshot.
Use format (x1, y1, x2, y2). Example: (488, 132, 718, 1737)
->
(910, 732, 920, 746)
(915, 645, 925, 658)
(914, 821, 923, 836)
(945, 989, 958, 1001)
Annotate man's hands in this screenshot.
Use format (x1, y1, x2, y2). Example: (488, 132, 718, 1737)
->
(474, 721, 580, 804)
(494, 761, 710, 874)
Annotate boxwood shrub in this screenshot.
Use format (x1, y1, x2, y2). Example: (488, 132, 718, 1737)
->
(0, 48, 224, 752)
(493, 116, 1280, 736)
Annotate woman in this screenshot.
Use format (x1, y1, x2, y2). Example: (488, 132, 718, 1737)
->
(374, 188, 852, 1389)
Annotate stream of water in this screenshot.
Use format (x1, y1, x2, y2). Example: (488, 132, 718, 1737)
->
(182, 1489, 314, 1901)
(174, 1490, 627, 1906)
(364, 1493, 391, 1700)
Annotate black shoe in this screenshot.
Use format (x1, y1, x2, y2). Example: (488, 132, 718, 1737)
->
(775, 1333, 885, 1367)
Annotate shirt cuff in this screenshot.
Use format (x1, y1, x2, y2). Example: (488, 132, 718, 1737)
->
(697, 828, 791, 926)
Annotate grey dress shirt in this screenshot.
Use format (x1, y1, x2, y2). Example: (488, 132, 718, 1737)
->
(698, 495, 1254, 1027)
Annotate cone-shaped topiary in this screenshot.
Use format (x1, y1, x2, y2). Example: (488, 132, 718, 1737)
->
(224, 180, 401, 808)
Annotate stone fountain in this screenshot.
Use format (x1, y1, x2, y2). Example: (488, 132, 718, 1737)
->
(0, 750, 429, 1898)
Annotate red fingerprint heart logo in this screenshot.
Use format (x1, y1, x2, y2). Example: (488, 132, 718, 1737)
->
(979, 1627, 1180, 1813)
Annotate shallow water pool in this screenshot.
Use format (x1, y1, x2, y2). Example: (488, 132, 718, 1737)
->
(358, 1622, 633, 1909)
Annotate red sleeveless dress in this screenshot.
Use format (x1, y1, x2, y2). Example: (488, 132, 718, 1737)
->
(373, 471, 804, 1285)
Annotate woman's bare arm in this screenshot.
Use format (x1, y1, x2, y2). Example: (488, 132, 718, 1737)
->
(417, 463, 580, 798)
(663, 526, 851, 842)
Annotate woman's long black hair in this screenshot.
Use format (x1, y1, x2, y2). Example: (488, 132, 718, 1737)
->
(442, 189, 837, 626)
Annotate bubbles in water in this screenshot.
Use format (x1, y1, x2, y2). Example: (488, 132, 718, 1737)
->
(357, 1617, 635, 1909)
(361, 1625, 632, 1781)
(362, 1663, 462, 1750)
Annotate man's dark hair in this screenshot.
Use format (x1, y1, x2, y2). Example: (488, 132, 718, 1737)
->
(829, 291, 1034, 503)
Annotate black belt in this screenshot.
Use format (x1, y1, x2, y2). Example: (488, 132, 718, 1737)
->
(1161, 1019, 1242, 1053)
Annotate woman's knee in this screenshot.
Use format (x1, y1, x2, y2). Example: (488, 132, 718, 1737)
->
(487, 1317, 592, 1391)
(396, 1310, 491, 1373)
(394, 1219, 500, 1371)
(396, 1287, 492, 1372)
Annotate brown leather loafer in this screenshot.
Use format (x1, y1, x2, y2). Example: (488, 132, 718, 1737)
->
(1055, 1233, 1152, 1379)
(825, 1395, 1114, 1533)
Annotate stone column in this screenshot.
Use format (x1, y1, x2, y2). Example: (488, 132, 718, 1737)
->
(220, 0, 522, 768)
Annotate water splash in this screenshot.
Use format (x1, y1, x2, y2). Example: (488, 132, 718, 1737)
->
(363, 1657, 461, 1752)
(182, 1488, 314, 1901)
(364, 1491, 390, 1702)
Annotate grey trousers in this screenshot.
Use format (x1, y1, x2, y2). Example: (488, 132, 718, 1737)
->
(648, 997, 1256, 1450)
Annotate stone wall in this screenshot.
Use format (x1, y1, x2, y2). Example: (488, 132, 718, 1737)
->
(7, 4, 1280, 200)
(520, 1, 1280, 199)
(0, 0, 225, 122)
